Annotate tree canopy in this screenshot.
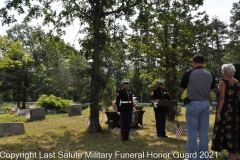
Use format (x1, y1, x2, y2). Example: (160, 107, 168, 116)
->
(0, 0, 239, 132)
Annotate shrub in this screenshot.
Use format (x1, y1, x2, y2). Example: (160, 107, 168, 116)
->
(37, 94, 73, 113)
(0, 103, 15, 111)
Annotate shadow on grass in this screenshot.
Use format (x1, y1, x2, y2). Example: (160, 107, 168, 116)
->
(0, 125, 188, 160)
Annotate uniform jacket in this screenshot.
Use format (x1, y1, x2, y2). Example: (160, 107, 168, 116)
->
(150, 87, 171, 112)
(116, 88, 133, 113)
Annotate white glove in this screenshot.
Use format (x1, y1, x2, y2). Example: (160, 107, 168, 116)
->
(153, 102, 158, 108)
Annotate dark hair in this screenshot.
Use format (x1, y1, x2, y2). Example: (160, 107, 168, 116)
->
(233, 63, 240, 81)
(192, 54, 204, 64)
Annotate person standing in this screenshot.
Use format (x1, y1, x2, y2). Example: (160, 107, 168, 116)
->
(116, 79, 134, 141)
(179, 54, 215, 160)
(150, 79, 171, 138)
(233, 63, 240, 155)
(212, 64, 240, 160)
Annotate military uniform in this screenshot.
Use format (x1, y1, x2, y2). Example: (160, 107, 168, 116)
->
(150, 80, 171, 137)
(116, 79, 133, 141)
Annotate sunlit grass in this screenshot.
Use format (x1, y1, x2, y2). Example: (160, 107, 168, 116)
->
(0, 106, 230, 160)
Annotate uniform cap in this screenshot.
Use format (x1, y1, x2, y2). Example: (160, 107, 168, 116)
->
(121, 79, 130, 84)
(156, 79, 165, 84)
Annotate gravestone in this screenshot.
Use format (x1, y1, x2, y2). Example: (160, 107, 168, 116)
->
(0, 122, 25, 136)
(19, 109, 30, 116)
(68, 104, 81, 117)
(30, 108, 45, 121)
(0, 110, 6, 114)
(29, 105, 36, 109)
(46, 109, 59, 114)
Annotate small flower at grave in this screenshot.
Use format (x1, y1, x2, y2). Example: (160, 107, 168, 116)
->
(26, 112, 31, 119)
(10, 106, 15, 114)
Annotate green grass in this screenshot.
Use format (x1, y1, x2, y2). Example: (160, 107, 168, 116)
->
(0, 106, 230, 160)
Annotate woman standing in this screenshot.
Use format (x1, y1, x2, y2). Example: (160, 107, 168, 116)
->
(211, 64, 240, 160)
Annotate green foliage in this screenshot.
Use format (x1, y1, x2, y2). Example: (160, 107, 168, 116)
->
(0, 103, 15, 110)
(210, 91, 216, 102)
(181, 90, 187, 100)
(0, 0, 233, 132)
(0, 36, 26, 69)
(0, 35, 36, 108)
(37, 94, 73, 113)
(223, 1, 240, 64)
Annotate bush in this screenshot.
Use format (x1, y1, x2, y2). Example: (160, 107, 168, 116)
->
(37, 94, 73, 113)
(0, 103, 15, 111)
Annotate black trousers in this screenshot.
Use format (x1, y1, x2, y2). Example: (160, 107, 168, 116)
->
(120, 112, 132, 140)
(154, 111, 167, 136)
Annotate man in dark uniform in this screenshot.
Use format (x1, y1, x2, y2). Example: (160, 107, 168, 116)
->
(150, 79, 171, 138)
(116, 79, 134, 141)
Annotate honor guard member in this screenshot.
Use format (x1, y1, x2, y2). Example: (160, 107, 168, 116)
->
(150, 79, 171, 138)
(116, 79, 134, 141)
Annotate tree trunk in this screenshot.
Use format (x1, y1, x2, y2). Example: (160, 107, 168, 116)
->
(17, 80, 22, 109)
(165, 50, 178, 121)
(88, 2, 103, 133)
(22, 86, 27, 109)
(163, 25, 177, 121)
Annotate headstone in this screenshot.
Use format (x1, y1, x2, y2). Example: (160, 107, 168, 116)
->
(29, 105, 36, 109)
(211, 102, 217, 106)
(68, 104, 82, 117)
(46, 109, 59, 114)
(0, 110, 6, 114)
(19, 109, 30, 116)
(30, 108, 45, 121)
(0, 122, 25, 136)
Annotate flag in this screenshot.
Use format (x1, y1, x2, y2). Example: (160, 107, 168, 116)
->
(16, 108, 20, 115)
(102, 106, 106, 114)
(10, 106, 15, 113)
(15, 108, 20, 115)
(176, 120, 183, 138)
(26, 111, 31, 119)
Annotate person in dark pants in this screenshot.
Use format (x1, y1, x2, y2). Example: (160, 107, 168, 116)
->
(116, 79, 134, 141)
(150, 79, 171, 138)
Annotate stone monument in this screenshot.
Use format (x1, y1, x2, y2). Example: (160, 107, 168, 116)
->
(0, 122, 25, 136)
(68, 104, 81, 117)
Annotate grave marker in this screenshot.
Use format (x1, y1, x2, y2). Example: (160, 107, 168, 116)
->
(68, 104, 82, 116)
(30, 108, 45, 121)
(0, 122, 25, 136)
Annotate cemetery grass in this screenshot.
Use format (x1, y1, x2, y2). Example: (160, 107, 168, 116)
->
(0, 106, 229, 160)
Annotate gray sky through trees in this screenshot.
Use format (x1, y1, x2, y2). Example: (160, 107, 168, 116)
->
(0, 0, 238, 50)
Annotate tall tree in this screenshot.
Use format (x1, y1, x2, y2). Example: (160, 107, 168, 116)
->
(5, 23, 83, 105)
(207, 17, 228, 80)
(0, 35, 33, 108)
(0, 0, 142, 132)
(224, 1, 240, 63)
(128, 0, 205, 120)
